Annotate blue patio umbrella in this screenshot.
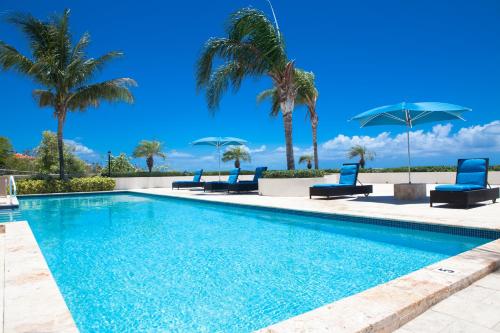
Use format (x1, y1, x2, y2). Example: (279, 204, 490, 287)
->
(351, 102, 471, 183)
(192, 137, 247, 180)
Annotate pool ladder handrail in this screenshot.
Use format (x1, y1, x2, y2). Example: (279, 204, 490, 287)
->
(9, 175, 16, 196)
(8, 175, 16, 205)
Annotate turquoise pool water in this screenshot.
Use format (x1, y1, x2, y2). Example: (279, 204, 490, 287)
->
(14, 193, 490, 332)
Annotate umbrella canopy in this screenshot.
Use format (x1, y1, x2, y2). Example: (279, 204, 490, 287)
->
(192, 137, 247, 180)
(351, 102, 471, 183)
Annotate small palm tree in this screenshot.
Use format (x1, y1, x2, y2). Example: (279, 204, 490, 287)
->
(0, 10, 136, 179)
(222, 147, 251, 168)
(196, 8, 298, 170)
(348, 145, 375, 169)
(132, 141, 166, 173)
(298, 154, 313, 169)
(258, 68, 319, 168)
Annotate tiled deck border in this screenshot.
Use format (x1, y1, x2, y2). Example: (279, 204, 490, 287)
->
(1, 221, 78, 333)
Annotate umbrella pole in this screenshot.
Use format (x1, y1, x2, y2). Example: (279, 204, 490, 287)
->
(406, 126, 412, 184)
(218, 145, 221, 181)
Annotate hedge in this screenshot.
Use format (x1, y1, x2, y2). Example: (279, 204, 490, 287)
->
(324, 165, 500, 174)
(17, 177, 116, 195)
(110, 170, 256, 177)
(262, 169, 326, 178)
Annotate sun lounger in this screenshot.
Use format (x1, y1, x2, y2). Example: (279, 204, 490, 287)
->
(228, 167, 267, 193)
(309, 163, 373, 199)
(172, 169, 205, 189)
(204, 168, 240, 192)
(430, 158, 498, 208)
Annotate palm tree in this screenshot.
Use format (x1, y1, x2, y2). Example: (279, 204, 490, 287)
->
(132, 140, 166, 173)
(257, 68, 319, 168)
(348, 145, 375, 169)
(196, 8, 298, 170)
(222, 146, 251, 168)
(298, 154, 313, 169)
(0, 10, 136, 180)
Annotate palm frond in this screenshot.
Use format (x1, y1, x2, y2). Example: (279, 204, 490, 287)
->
(298, 155, 312, 164)
(32, 89, 55, 107)
(132, 140, 166, 159)
(0, 41, 35, 73)
(196, 7, 288, 112)
(205, 61, 244, 110)
(66, 78, 137, 111)
(256, 87, 280, 117)
(67, 50, 123, 87)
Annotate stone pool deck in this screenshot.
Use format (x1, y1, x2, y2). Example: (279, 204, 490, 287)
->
(396, 270, 500, 333)
(133, 184, 500, 231)
(0, 221, 78, 333)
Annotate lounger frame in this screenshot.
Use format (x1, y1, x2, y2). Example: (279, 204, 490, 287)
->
(172, 181, 205, 190)
(227, 181, 258, 193)
(204, 182, 230, 192)
(309, 185, 373, 199)
(430, 188, 498, 208)
(429, 158, 499, 208)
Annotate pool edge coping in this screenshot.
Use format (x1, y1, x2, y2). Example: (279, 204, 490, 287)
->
(254, 239, 500, 333)
(1, 221, 78, 333)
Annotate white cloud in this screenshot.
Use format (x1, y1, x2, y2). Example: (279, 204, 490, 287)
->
(274, 146, 301, 153)
(321, 121, 500, 160)
(239, 144, 267, 154)
(64, 139, 101, 163)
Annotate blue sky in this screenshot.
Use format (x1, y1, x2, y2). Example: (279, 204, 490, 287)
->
(0, 0, 499, 170)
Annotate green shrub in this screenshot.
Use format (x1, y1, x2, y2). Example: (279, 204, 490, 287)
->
(324, 165, 499, 174)
(262, 169, 325, 178)
(17, 177, 115, 194)
(111, 170, 256, 177)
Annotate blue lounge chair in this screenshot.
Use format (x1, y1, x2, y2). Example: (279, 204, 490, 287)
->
(204, 168, 240, 192)
(309, 163, 373, 199)
(228, 167, 268, 193)
(430, 158, 498, 208)
(172, 169, 204, 189)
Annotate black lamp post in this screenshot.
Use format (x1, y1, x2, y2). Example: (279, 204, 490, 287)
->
(108, 151, 112, 177)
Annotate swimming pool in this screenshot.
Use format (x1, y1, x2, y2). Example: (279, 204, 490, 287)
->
(13, 193, 492, 332)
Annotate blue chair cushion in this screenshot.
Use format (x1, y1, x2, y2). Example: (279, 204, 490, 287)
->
(456, 159, 487, 187)
(227, 168, 240, 184)
(252, 167, 268, 182)
(312, 183, 353, 188)
(339, 164, 358, 185)
(193, 169, 203, 182)
(435, 184, 484, 192)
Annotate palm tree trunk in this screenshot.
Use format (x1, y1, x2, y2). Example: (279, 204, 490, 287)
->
(147, 156, 154, 173)
(56, 110, 66, 180)
(311, 113, 319, 169)
(282, 111, 295, 170)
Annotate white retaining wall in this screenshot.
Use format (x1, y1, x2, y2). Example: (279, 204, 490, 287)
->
(324, 171, 500, 185)
(113, 175, 254, 190)
(113, 171, 500, 191)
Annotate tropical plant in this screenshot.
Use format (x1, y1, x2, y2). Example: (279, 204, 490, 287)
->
(347, 145, 375, 169)
(0, 136, 13, 167)
(262, 169, 325, 178)
(132, 140, 166, 173)
(109, 153, 136, 174)
(257, 68, 319, 168)
(0, 9, 136, 180)
(222, 146, 251, 168)
(196, 7, 298, 170)
(35, 131, 87, 176)
(298, 154, 313, 169)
